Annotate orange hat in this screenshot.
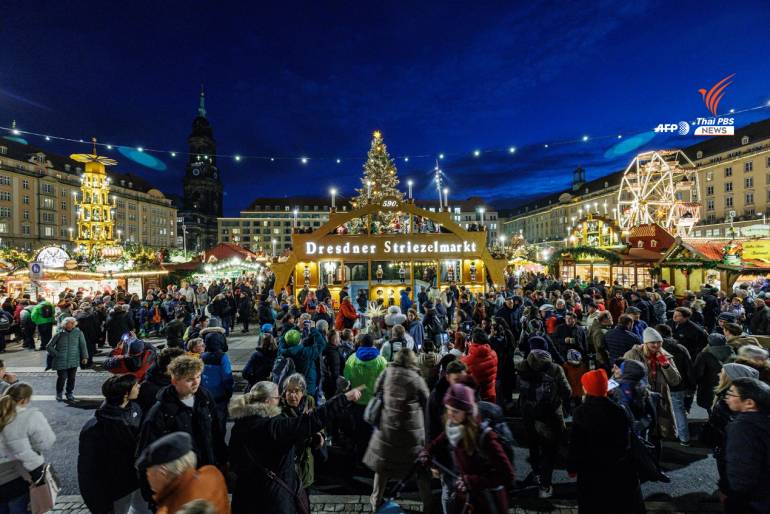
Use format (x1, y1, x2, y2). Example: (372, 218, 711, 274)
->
(581, 368, 608, 397)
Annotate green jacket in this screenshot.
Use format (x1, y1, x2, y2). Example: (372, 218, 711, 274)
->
(47, 328, 87, 370)
(343, 347, 387, 405)
(31, 302, 54, 325)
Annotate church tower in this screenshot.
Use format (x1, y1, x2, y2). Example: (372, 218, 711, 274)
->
(183, 88, 223, 217)
(178, 88, 223, 251)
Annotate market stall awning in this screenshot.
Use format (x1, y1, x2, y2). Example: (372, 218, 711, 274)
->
(203, 243, 260, 263)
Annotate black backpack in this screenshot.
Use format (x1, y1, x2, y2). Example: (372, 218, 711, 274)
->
(518, 365, 561, 418)
(478, 400, 516, 466)
(40, 303, 54, 319)
(270, 354, 296, 388)
(0, 313, 11, 333)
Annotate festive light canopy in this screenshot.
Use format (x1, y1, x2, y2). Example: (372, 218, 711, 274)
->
(73, 138, 118, 256)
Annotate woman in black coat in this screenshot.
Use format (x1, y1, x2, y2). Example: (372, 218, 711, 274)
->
(568, 369, 644, 514)
(228, 381, 361, 514)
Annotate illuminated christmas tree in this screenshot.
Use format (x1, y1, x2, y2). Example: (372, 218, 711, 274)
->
(71, 138, 118, 256)
(352, 131, 404, 208)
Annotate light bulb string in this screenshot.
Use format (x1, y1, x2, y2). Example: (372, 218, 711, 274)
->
(1, 101, 768, 164)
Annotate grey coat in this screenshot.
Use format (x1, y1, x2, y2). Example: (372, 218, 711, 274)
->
(363, 362, 429, 475)
(47, 327, 88, 370)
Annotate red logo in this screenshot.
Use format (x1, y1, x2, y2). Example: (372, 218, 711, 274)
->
(698, 73, 735, 116)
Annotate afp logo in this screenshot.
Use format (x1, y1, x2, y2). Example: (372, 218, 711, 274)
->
(654, 121, 689, 135)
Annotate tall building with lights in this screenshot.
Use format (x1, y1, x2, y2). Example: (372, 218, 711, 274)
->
(177, 89, 223, 251)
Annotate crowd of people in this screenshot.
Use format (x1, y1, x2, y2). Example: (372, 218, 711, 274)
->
(0, 273, 768, 513)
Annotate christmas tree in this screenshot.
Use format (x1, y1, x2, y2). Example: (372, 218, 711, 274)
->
(352, 131, 404, 208)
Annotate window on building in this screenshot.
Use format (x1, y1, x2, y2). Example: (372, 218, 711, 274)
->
(746, 177, 754, 188)
(41, 183, 54, 194)
(725, 182, 733, 192)
(42, 212, 55, 223)
(0, 192, 10, 201)
(696, 151, 703, 159)
(746, 192, 754, 205)
(706, 199, 715, 211)
(23, 210, 29, 220)
(766, 156, 770, 168)
(745, 161, 753, 172)
(725, 167, 733, 177)
(706, 185, 714, 196)
(0, 147, 6, 155)
(706, 171, 713, 181)
(41, 197, 55, 209)
(0, 176, 10, 186)
(22, 179, 29, 190)
(746, 208, 755, 216)
(0, 208, 10, 218)
(0, 223, 7, 233)
(725, 196, 733, 208)
(22, 225, 30, 235)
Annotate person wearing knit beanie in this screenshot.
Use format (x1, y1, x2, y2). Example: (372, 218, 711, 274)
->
(581, 369, 609, 397)
(642, 327, 663, 344)
(443, 382, 476, 414)
(723, 362, 760, 381)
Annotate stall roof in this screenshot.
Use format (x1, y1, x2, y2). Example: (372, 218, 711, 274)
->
(202, 243, 260, 263)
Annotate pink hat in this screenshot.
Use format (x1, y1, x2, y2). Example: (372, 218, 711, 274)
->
(443, 383, 476, 413)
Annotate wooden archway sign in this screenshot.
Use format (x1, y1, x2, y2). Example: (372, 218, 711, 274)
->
(271, 199, 507, 293)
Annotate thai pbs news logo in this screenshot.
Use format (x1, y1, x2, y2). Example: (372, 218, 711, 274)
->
(654, 73, 736, 136)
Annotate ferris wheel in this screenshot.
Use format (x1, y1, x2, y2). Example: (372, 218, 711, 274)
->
(617, 150, 701, 236)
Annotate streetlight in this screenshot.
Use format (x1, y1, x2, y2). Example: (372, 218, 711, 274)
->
(330, 188, 337, 210)
(293, 208, 298, 229)
(68, 227, 74, 240)
(759, 212, 767, 225)
(271, 238, 277, 257)
(407, 180, 413, 199)
(443, 187, 449, 209)
(603, 201, 608, 215)
(117, 229, 122, 241)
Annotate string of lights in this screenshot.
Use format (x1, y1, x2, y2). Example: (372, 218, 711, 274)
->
(2, 101, 769, 166)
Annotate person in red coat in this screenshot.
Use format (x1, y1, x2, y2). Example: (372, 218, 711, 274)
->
(420, 383, 514, 514)
(104, 333, 155, 381)
(462, 328, 498, 403)
(608, 290, 628, 327)
(335, 296, 359, 331)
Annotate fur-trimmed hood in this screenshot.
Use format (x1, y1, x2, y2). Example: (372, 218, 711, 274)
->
(200, 326, 226, 336)
(228, 398, 282, 420)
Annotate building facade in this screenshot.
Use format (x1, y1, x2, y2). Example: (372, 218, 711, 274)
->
(218, 196, 500, 253)
(177, 90, 224, 252)
(218, 197, 336, 253)
(0, 138, 176, 251)
(503, 118, 770, 245)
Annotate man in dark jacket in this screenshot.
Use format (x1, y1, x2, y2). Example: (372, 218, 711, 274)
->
(604, 314, 641, 362)
(496, 295, 522, 339)
(79, 375, 146, 514)
(105, 304, 134, 348)
(237, 292, 253, 333)
(723, 377, 770, 514)
(568, 369, 644, 514)
(553, 312, 589, 361)
(669, 307, 709, 357)
(657, 324, 695, 446)
(164, 312, 186, 348)
(701, 286, 722, 333)
(75, 303, 101, 367)
(136, 347, 185, 416)
(750, 297, 770, 336)
(322, 333, 345, 401)
(517, 349, 571, 498)
(137, 356, 227, 502)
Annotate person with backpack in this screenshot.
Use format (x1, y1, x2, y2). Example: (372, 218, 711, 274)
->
(419, 383, 515, 514)
(519, 324, 565, 365)
(31, 297, 55, 351)
(567, 369, 644, 514)
(416, 339, 440, 389)
(243, 334, 278, 391)
(462, 329, 498, 403)
(694, 333, 735, 413)
(278, 321, 327, 401)
(381, 324, 412, 362)
(363, 349, 433, 513)
(516, 348, 572, 498)
(321, 330, 345, 401)
(343, 333, 387, 458)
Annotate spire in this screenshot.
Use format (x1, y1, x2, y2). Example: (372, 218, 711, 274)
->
(197, 85, 207, 118)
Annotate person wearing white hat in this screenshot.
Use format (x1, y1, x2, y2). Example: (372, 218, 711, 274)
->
(623, 327, 682, 440)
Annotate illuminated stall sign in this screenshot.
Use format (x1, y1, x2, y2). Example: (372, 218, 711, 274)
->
(304, 239, 477, 257)
(35, 246, 71, 269)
